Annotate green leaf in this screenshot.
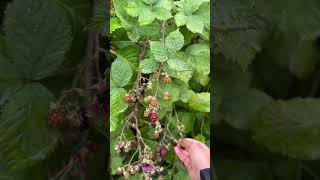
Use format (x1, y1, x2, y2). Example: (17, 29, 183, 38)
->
(251, 98, 320, 160)
(115, 45, 140, 73)
(174, 12, 187, 26)
(138, 7, 155, 25)
(167, 57, 191, 71)
(110, 146, 123, 175)
(3, 0, 72, 80)
(271, 159, 301, 180)
(174, 0, 209, 34)
(214, 0, 268, 71)
(110, 88, 128, 117)
(0, 38, 21, 80)
(186, 15, 205, 34)
(0, 83, 58, 173)
(254, 0, 320, 40)
(87, 0, 108, 35)
(150, 41, 168, 62)
(139, 58, 158, 74)
(188, 93, 210, 112)
(111, 58, 133, 87)
(154, 7, 172, 20)
(178, 112, 196, 133)
(179, 88, 195, 103)
(220, 89, 273, 130)
(289, 40, 320, 79)
(110, 116, 119, 132)
(143, 0, 158, 5)
(165, 29, 184, 53)
(111, 17, 122, 33)
(215, 158, 273, 180)
(195, 134, 206, 143)
(174, 161, 189, 180)
(186, 43, 210, 75)
(126, 0, 141, 17)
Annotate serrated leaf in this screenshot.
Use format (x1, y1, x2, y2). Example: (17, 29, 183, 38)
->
(254, 0, 320, 40)
(174, 12, 187, 26)
(143, 0, 158, 5)
(252, 98, 320, 160)
(87, 0, 108, 35)
(0, 83, 58, 173)
(115, 45, 140, 73)
(165, 29, 184, 53)
(178, 112, 195, 133)
(179, 88, 195, 103)
(3, 0, 72, 80)
(289, 40, 320, 79)
(139, 58, 158, 74)
(188, 93, 210, 112)
(111, 58, 133, 87)
(150, 41, 168, 62)
(110, 88, 128, 117)
(110, 116, 119, 132)
(126, 1, 140, 17)
(214, 0, 268, 70)
(111, 17, 122, 33)
(186, 15, 205, 34)
(154, 7, 172, 20)
(186, 43, 210, 75)
(167, 57, 191, 71)
(220, 89, 273, 130)
(0, 39, 21, 80)
(138, 7, 155, 25)
(174, 0, 209, 34)
(215, 158, 273, 180)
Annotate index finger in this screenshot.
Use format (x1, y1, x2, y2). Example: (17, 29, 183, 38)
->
(177, 138, 197, 151)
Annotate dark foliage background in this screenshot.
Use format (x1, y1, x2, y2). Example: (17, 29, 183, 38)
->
(0, 0, 108, 179)
(213, 0, 320, 179)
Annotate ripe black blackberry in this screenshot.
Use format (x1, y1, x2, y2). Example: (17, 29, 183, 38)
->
(161, 168, 168, 175)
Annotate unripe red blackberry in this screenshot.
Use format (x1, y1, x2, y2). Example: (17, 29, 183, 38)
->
(157, 146, 168, 158)
(124, 95, 131, 102)
(163, 91, 171, 100)
(149, 112, 158, 123)
(144, 96, 153, 102)
(163, 75, 172, 84)
(48, 107, 66, 128)
(151, 100, 158, 107)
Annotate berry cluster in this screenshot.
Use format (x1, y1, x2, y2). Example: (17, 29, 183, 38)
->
(114, 140, 137, 153)
(124, 94, 136, 104)
(163, 74, 172, 84)
(144, 96, 159, 124)
(156, 145, 169, 158)
(117, 163, 141, 178)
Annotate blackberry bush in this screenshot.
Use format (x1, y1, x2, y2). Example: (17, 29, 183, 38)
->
(110, 0, 211, 179)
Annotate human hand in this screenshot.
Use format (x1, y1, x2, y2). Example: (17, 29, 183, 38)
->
(174, 138, 210, 180)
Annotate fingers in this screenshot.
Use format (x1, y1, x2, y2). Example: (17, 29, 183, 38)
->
(178, 138, 209, 152)
(174, 146, 190, 168)
(178, 138, 196, 151)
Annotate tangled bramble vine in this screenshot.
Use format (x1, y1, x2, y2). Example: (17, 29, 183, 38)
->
(112, 36, 186, 179)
